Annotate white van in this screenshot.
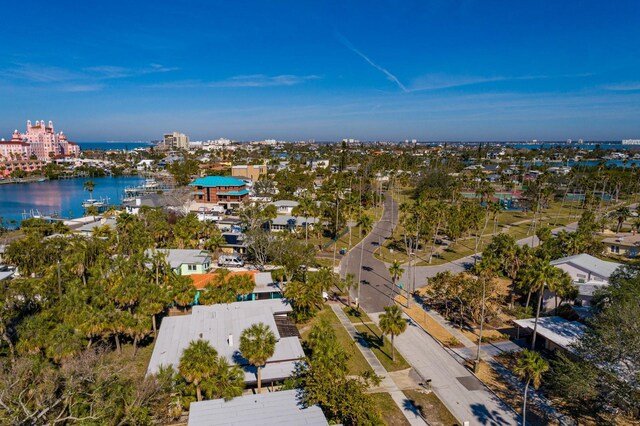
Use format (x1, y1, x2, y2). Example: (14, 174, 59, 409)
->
(218, 255, 245, 268)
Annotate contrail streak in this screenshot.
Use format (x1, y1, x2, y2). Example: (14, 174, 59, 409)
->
(336, 32, 408, 93)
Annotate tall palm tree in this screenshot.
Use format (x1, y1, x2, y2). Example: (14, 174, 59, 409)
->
(489, 201, 503, 235)
(178, 339, 219, 402)
(513, 349, 549, 426)
(610, 206, 630, 233)
(379, 304, 407, 361)
(296, 196, 316, 244)
(388, 260, 405, 303)
(83, 179, 96, 200)
(239, 322, 276, 393)
(521, 257, 564, 349)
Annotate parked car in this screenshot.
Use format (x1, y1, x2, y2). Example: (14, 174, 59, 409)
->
(218, 255, 245, 268)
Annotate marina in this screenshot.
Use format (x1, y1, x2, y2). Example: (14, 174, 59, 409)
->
(0, 175, 145, 226)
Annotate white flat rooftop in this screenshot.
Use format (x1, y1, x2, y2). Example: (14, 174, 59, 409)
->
(147, 299, 303, 384)
(188, 390, 328, 426)
(514, 316, 587, 352)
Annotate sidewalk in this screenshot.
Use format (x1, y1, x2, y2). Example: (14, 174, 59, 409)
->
(403, 301, 569, 425)
(330, 304, 427, 426)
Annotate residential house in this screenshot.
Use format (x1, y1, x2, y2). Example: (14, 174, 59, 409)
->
(136, 159, 154, 171)
(514, 316, 586, 354)
(270, 215, 319, 232)
(269, 200, 299, 215)
(147, 249, 211, 276)
(75, 217, 117, 236)
(602, 233, 640, 258)
(146, 299, 305, 387)
(190, 271, 283, 302)
(122, 194, 168, 215)
(548, 254, 621, 309)
(187, 390, 329, 426)
(189, 176, 249, 209)
(221, 232, 247, 254)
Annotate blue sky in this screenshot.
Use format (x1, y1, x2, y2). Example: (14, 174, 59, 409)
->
(1, 1, 639, 141)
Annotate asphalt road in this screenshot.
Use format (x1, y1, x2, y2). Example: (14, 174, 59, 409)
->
(341, 190, 580, 312)
(340, 192, 399, 313)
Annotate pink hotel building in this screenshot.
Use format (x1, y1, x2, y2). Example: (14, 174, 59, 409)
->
(0, 120, 80, 161)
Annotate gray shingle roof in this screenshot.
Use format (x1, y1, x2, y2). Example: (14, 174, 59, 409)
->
(270, 200, 299, 208)
(550, 253, 621, 278)
(147, 299, 303, 384)
(146, 249, 210, 269)
(187, 390, 328, 426)
(271, 215, 319, 227)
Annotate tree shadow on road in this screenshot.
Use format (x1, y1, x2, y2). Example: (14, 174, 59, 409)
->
(470, 402, 513, 426)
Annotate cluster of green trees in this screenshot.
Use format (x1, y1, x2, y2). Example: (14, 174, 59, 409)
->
(547, 264, 640, 423)
(287, 319, 383, 425)
(0, 220, 200, 423)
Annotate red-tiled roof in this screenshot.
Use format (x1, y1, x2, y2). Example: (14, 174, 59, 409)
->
(190, 270, 257, 290)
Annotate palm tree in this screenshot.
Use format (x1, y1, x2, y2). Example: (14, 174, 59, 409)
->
(179, 340, 219, 402)
(239, 322, 276, 393)
(83, 179, 96, 200)
(521, 257, 565, 349)
(610, 206, 630, 233)
(489, 201, 503, 235)
(513, 349, 549, 426)
(387, 260, 405, 303)
(262, 204, 278, 232)
(379, 304, 407, 361)
(342, 273, 356, 307)
(206, 233, 226, 260)
(296, 196, 315, 244)
(205, 357, 244, 401)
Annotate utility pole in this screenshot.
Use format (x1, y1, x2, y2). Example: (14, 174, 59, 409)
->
(332, 189, 340, 272)
(357, 176, 363, 310)
(474, 275, 486, 373)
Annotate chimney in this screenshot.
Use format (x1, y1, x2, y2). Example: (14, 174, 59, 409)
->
(227, 334, 233, 347)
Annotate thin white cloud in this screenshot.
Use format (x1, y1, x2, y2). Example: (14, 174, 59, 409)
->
(407, 72, 595, 92)
(0, 63, 178, 90)
(602, 82, 640, 91)
(59, 83, 105, 92)
(336, 32, 408, 92)
(153, 74, 320, 89)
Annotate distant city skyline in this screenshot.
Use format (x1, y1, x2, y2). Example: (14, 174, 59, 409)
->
(1, 1, 639, 141)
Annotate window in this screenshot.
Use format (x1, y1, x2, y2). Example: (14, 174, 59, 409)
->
(611, 245, 620, 254)
(187, 264, 197, 271)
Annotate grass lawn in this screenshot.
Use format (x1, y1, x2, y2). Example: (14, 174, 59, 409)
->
(343, 306, 372, 324)
(403, 389, 460, 426)
(297, 305, 372, 376)
(313, 257, 335, 268)
(370, 393, 411, 426)
(354, 323, 410, 372)
(377, 200, 588, 266)
(309, 205, 383, 255)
